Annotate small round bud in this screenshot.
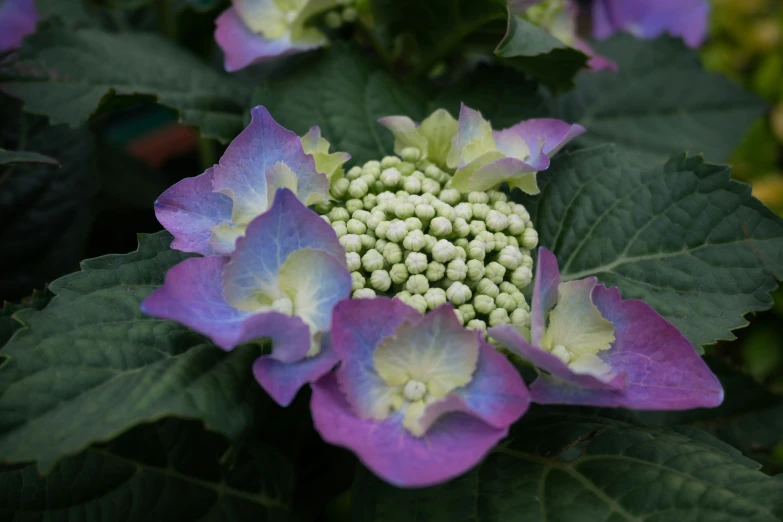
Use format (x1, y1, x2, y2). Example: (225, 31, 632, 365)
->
(374, 238, 388, 251)
(453, 218, 470, 237)
(394, 202, 415, 219)
(510, 307, 530, 326)
(407, 195, 425, 206)
(432, 240, 457, 263)
(421, 178, 441, 195)
(320, 215, 331, 225)
(349, 179, 369, 199)
(424, 288, 447, 309)
(436, 204, 456, 222)
(506, 214, 525, 236)
(346, 218, 367, 235)
(507, 236, 519, 248)
(406, 274, 429, 295)
(430, 216, 453, 237)
(425, 261, 445, 281)
(473, 294, 496, 315)
(477, 231, 496, 252)
(345, 252, 361, 272)
(405, 252, 428, 275)
(521, 255, 534, 269)
(351, 271, 365, 290)
(346, 166, 362, 180)
(454, 203, 473, 221)
(467, 319, 487, 331)
(511, 203, 530, 222)
(361, 174, 376, 185)
(401, 147, 422, 162)
(455, 238, 469, 249)
(415, 203, 435, 221)
(330, 177, 350, 198)
(469, 220, 486, 237)
(404, 217, 423, 231)
(363, 193, 378, 210)
(380, 167, 401, 188)
(352, 209, 371, 223)
(493, 232, 508, 251)
(403, 177, 422, 194)
(375, 221, 390, 240)
(332, 221, 347, 237)
(362, 249, 385, 272)
(340, 234, 363, 252)
(382, 242, 403, 264)
(472, 203, 490, 220)
(512, 291, 529, 311)
(329, 207, 350, 222)
(476, 278, 500, 298)
(390, 263, 409, 285)
(485, 262, 506, 284)
(467, 240, 486, 261)
(407, 294, 428, 314)
(370, 270, 392, 292)
(458, 304, 476, 322)
(454, 246, 467, 261)
(454, 309, 465, 324)
(353, 288, 376, 299)
(511, 266, 533, 288)
(488, 308, 510, 326)
(360, 234, 376, 250)
(422, 234, 437, 253)
(398, 162, 415, 176)
(381, 155, 401, 169)
(439, 188, 461, 205)
(346, 199, 364, 214)
(495, 292, 516, 312)
(446, 259, 468, 281)
(424, 164, 442, 179)
(446, 282, 472, 305)
(363, 160, 381, 169)
(498, 246, 523, 270)
(521, 228, 539, 250)
(486, 210, 509, 232)
(411, 170, 426, 181)
(395, 291, 412, 302)
(466, 259, 485, 281)
(499, 281, 516, 294)
(386, 221, 408, 242)
(403, 229, 426, 251)
(468, 192, 489, 204)
(493, 201, 512, 215)
(489, 190, 508, 204)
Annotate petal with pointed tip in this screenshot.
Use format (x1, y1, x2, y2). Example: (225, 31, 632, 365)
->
(417, 109, 458, 166)
(447, 104, 496, 169)
(531, 247, 561, 346)
(377, 116, 429, 158)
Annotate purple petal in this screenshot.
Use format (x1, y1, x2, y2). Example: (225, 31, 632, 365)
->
(214, 7, 321, 72)
(531, 247, 561, 346)
(495, 119, 585, 159)
(212, 106, 328, 226)
(154, 168, 234, 256)
(311, 373, 509, 488)
(254, 333, 340, 407)
(0, 0, 37, 53)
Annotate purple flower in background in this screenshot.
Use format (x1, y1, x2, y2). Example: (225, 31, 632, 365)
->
(0, 0, 38, 53)
(142, 188, 352, 406)
(154, 106, 332, 256)
(311, 298, 529, 487)
(592, 0, 710, 48)
(489, 248, 723, 409)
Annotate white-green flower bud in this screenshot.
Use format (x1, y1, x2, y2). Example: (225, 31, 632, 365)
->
(469, 220, 486, 237)
(360, 234, 376, 250)
(353, 288, 376, 299)
(468, 192, 489, 204)
(405, 252, 428, 275)
(424, 288, 447, 310)
(454, 203, 473, 221)
(415, 203, 435, 221)
(424, 164, 441, 179)
(421, 178, 441, 195)
(454, 246, 467, 261)
(346, 218, 366, 235)
(360, 173, 376, 185)
(382, 242, 402, 264)
(458, 304, 476, 322)
(403, 177, 421, 194)
(370, 270, 392, 292)
(331, 177, 350, 199)
(477, 231, 496, 252)
(401, 147, 421, 162)
(381, 155, 401, 169)
(493, 200, 512, 214)
(404, 217, 423, 231)
(498, 246, 523, 270)
(495, 292, 516, 312)
(340, 234, 362, 252)
(454, 238, 469, 249)
(394, 202, 415, 219)
(398, 162, 415, 176)
(493, 233, 508, 251)
(329, 207, 350, 222)
(485, 262, 506, 284)
(430, 216, 452, 237)
(507, 236, 519, 248)
(511, 203, 530, 221)
(446, 259, 468, 281)
(332, 220, 347, 237)
(403, 229, 426, 251)
(422, 234, 437, 253)
(512, 291, 529, 311)
(346, 199, 364, 214)
(352, 209, 370, 223)
(321, 215, 332, 225)
(407, 294, 428, 314)
(395, 290, 412, 302)
(467, 319, 487, 331)
(361, 249, 384, 272)
(373, 181, 385, 194)
(488, 308, 510, 326)
(510, 307, 530, 327)
(467, 240, 486, 261)
(476, 278, 500, 298)
(364, 160, 381, 169)
(406, 274, 429, 295)
(486, 210, 509, 232)
(386, 221, 408, 242)
(472, 203, 490, 221)
(377, 191, 395, 202)
(363, 193, 378, 210)
(432, 240, 457, 263)
(351, 271, 365, 290)
(346, 166, 362, 180)
(506, 214, 525, 235)
(453, 309, 465, 324)
(436, 204, 456, 222)
(466, 259, 485, 281)
(395, 190, 410, 199)
(407, 194, 425, 206)
(390, 263, 409, 284)
(511, 266, 533, 288)
(499, 281, 516, 294)
(374, 238, 388, 251)
(521, 255, 534, 269)
(453, 218, 470, 238)
(349, 179, 369, 199)
(446, 282, 472, 305)
(473, 294, 496, 315)
(439, 188, 461, 205)
(521, 228, 538, 250)
(411, 170, 425, 181)
(346, 251, 361, 272)
(425, 261, 445, 281)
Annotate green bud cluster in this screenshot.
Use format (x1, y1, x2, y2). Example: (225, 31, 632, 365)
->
(316, 148, 538, 332)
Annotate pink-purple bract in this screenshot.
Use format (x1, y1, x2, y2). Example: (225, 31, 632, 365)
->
(0, 0, 38, 53)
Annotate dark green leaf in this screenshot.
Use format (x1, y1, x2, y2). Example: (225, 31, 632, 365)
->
(0, 148, 59, 166)
(520, 146, 783, 351)
(0, 289, 53, 349)
(0, 231, 268, 472)
(495, 14, 588, 92)
(258, 46, 427, 165)
(549, 35, 767, 162)
(0, 27, 251, 143)
(353, 415, 783, 522)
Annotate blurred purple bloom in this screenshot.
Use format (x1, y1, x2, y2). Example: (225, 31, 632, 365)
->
(143, 189, 351, 406)
(0, 0, 38, 53)
(489, 248, 723, 410)
(311, 298, 529, 487)
(592, 0, 710, 48)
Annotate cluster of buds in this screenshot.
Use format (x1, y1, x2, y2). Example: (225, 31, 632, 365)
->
(316, 146, 538, 333)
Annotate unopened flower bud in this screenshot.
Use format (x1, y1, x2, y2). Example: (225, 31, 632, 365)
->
(511, 266, 533, 288)
(521, 229, 538, 250)
(424, 164, 442, 179)
(394, 202, 415, 219)
(485, 262, 506, 284)
(499, 281, 516, 294)
(331, 177, 350, 199)
(446, 282, 472, 305)
(347, 218, 366, 235)
(453, 218, 470, 237)
(521, 255, 534, 269)
(467, 319, 487, 331)
(510, 307, 530, 326)
(425, 261, 445, 281)
(398, 162, 415, 176)
(493, 233, 508, 251)
(395, 290, 412, 302)
(512, 291, 529, 311)
(405, 252, 428, 274)
(346, 199, 364, 214)
(346, 166, 362, 180)
(507, 215, 526, 236)
(473, 294, 496, 315)
(352, 209, 370, 223)
(340, 234, 362, 252)
(361, 249, 384, 272)
(332, 221, 347, 237)
(381, 155, 400, 168)
(360, 234, 376, 250)
(488, 308, 510, 326)
(401, 147, 421, 162)
(363, 193, 378, 210)
(430, 216, 452, 237)
(404, 217, 423, 231)
(415, 203, 435, 221)
(346, 251, 361, 271)
(407, 294, 428, 313)
(351, 271, 365, 290)
(349, 179, 369, 199)
(403, 177, 422, 194)
(363, 160, 380, 169)
(477, 231, 496, 252)
(486, 210, 509, 232)
(329, 207, 350, 222)
(436, 204, 456, 221)
(424, 288, 447, 309)
(507, 236, 519, 248)
(458, 304, 476, 322)
(467, 240, 486, 261)
(476, 278, 499, 298)
(495, 292, 516, 312)
(439, 188, 461, 205)
(403, 229, 426, 251)
(469, 220, 486, 237)
(406, 274, 429, 295)
(421, 178, 441, 195)
(370, 270, 392, 292)
(468, 192, 489, 204)
(454, 238, 469, 249)
(382, 242, 402, 264)
(446, 259, 468, 281)
(466, 259, 485, 281)
(511, 203, 530, 221)
(390, 263, 409, 284)
(386, 221, 408, 242)
(353, 288, 376, 299)
(454, 246, 467, 261)
(498, 246, 522, 270)
(432, 240, 457, 263)
(472, 203, 490, 221)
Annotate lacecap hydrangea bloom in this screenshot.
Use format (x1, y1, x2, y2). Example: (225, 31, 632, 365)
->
(215, 0, 358, 72)
(0, 0, 38, 53)
(591, 0, 710, 49)
(489, 248, 724, 409)
(311, 298, 529, 487)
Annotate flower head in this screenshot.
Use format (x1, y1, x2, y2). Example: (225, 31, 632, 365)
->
(489, 248, 723, 409)
(0, 0, 38, 53)
(378, 109, 459, 168)
(142, 188, 352, 406)
(311, 298, 529, 487)
(154, 106, 338, 256)
(592, 0, 710, 49)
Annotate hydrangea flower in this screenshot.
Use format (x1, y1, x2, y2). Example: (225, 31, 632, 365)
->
(446, 104, 584, 194)
(592, 0, 710, 49)
(215, 0, 340, 72)
(154, 106, 336, 256)
(0, 0, 38, 53)
(489, 248, 724, 409)
(378, 109, 458, 168)
(142, 188, 352, 406)
(301, 125, 351, 181)
(311, 298, 529, 487)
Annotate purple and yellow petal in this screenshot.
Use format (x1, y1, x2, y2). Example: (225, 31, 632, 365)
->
(496, 119, 585, 159)
(447, 104, 496, 169)
(0, 0, 37, 53)
(531, 247, 561, 345)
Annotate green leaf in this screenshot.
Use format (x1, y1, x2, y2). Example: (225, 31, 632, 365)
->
(0, 419, 294, 521)
(258, 46, 427, 165)
(549, 35, 767, 162)
(0, 27, 252, 143)
(495, 14, 588, 92)
(0, 289, 52, 349)
(0, 231, 268, 472)
(353, 415, 783, 522)
(0, 148, 59, 166)
(520, 146, 783, 352)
